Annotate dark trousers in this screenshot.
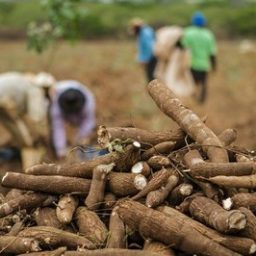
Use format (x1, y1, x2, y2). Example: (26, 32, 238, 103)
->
(145, 56, 157, 83)
(190, 69, 208, 103)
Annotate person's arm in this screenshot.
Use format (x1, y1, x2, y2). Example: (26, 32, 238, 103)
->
(210, 55, 217, 72)
(50, 96, 67, 158)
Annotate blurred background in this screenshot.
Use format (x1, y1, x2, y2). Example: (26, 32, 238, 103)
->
(0, 0, 255, 171)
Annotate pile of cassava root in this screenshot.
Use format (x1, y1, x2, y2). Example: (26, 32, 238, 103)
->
(1, 79, 256, 256)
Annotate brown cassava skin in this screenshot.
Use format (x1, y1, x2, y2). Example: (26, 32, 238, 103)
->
(114, 143, 141, 172)
(63, 249, 162, 256)
(116, 200, 240, 256)
(85, 164, 113, 210)
(107, 207, 126, 248)
(18, 226, 95, 249)
(207, 174, 256, 188)
(75, 207, 108, 247)
(2, 172, 91, 194)
(107, 172, 140, 197)
(144, 240, 176, 256)
(132, 169, 171, 200)
(188, 196, 246, 233)
(146, 175, 179, 208)
(141, 141, 176, 160)
(239, 207, 256, 241)
(97, 125, 185, 148)
(132, 161, 151, 177)
(159, 206, 255, 255)
(4, 188, 25, 202)
(7, 220, 26, 236)
(56, 195, 78, 224)
(25, 153, 119, 178)
(147, 155, 171, 170)
(147, 79, 229, 163)
(34, 207, 65, 229)
(103, 192, 117, 210)
(183, 150, 220, 201)
(0, 191, 54, 218)
(168, 183, 193, 206)
(231, 193, 256, 211)
(191, 162, 256, 178)
(18, 247, 67, 256)
(218, 128, 237, 147)
(0, 236, 41, 254)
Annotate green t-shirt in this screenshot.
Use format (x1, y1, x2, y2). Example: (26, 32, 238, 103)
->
(182, 26, 217, 71)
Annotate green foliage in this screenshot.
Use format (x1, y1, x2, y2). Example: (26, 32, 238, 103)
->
(27, 0, 85, 53)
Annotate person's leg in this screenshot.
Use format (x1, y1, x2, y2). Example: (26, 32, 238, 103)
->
(145, 56, 158, 82)
(190, 69, 207, 103)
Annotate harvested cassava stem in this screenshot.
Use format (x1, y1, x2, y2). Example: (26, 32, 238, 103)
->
(75, 207, 108, 247)
(141, 141, 176, 160)
(25, 153, 119, 178)
(107, 172, 145, 197)
(147, 155, 171, 170)
(18, 247, 67, 256)
(0, 191, 54, 218)
(159, 206, 256, 255)
(117, 200, 240, 256)
(107, 206, 126, 248)
(205, 174, 256, 188)
(218, 128, 237, 146)
(2, 172, 91, 194)
(103, 192, 117, 210)
(131, 162, 151, 177)
(239, 207, 256, 241)
(190, 162, 256, 178)
(147, 79, 228, 163)
(183, 150, 219, 201)
(231, 193, 256, 211)
(34, 207, 64, 229)
(146, 175, 179, 208)
(97, 125, 185, 148)
(0, 236, 41, 254)
(132, 169, 171, 200)
(188, 196, 246, 233)
(7, 219, 26, 236)
(144, 239, 176, 256)
(56, 194, 78, 224)
(18, 226, 95, 249)
(168, 183, 193, 206)
(85, 164, 114, 210)
(114, 142, 141, 171)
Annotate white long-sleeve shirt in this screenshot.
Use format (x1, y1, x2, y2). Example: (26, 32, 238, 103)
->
(50, 81, 96, 158)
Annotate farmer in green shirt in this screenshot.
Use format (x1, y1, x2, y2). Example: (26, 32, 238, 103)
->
(182, 11, 217, 103)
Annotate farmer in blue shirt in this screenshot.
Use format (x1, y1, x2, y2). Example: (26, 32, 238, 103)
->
(129, 18, 157, 82)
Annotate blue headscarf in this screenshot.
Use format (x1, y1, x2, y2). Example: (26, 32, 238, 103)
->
(191, 11, 206, 27)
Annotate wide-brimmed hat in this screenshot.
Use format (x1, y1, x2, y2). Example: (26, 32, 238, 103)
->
(128, 17, 145, 34)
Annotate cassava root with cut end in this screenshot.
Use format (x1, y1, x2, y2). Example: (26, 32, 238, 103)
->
(146, 175, 179, 208)
(188, 196, 247, 233)
(0, 236, 41, 254)
(117, 200, 240, 256)
(218, 128, 237, 147)
(97, 125, 185, 148)
(147, 155, 171, 169)
(56, 194, 78, 224)
(231, 193, 256, 211)
(131, 161, 151, 177)
(159, 205, 256, 255)
(168, 183, 193, 206)
(18, 226, 96, 249)
(0, 191, 55, 218)
(239, 207, 256, 242)
(2, 172, 91, 194)
(25, 153, 119, 178)
(85, 163, 114, 210)
(132, 168, 171, 200)
(147, 79, 228, 163)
